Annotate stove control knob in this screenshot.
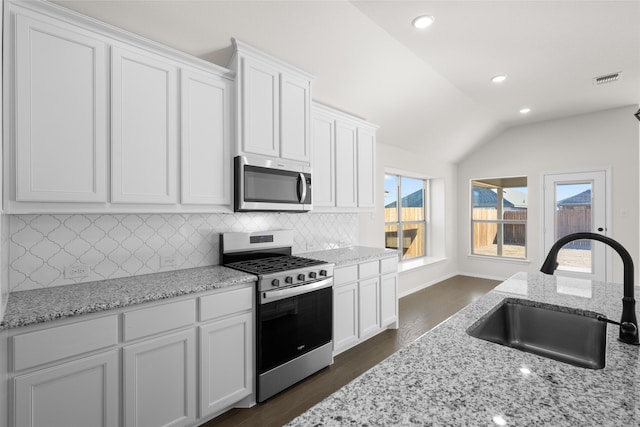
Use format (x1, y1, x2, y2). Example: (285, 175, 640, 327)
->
(309, 271, 317, 279)
(271, 279, 280, 287)
(320, 270, 328, 276)
(297, 273, 306, 281)
(285, 276, 293, 284)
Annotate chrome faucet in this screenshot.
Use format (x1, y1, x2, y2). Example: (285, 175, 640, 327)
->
(540, 232, 639, 345)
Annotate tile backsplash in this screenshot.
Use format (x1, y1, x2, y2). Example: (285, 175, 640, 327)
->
(9, 212, 358, 292)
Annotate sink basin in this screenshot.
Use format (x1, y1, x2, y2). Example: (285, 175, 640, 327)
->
(466, 298, 607, 369)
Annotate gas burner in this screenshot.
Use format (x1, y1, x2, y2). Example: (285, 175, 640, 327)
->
(227, 255, 326, 275)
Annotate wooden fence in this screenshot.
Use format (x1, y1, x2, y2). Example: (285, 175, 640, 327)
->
(384, 207, 424, 258)
(472, 207, 591, 249)
(472, 209, 526, 249)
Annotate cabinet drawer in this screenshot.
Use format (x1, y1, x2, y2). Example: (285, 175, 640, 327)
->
(200, 286, 253, 322)
(334, 265, 358, 286)
(13, 315, 118, 372)
(381, 257, 398, 274)
(359, 260, 379, 279)
(123, 299, 195, 342)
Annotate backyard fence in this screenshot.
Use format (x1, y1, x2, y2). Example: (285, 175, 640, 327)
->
(384, 207, 424, 258)
(472, 207, 591, 249)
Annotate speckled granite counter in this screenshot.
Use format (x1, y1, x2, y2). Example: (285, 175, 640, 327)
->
(289, 272, 640, 426)
(0, 266, 255, 330)
(302, 246, 397, 267)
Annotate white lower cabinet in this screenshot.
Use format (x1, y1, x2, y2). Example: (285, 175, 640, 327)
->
(123, 329, 196, 427)
(13, 351, 119, 427)
(333, 282, 359, 351)
(380, 274, 398, 327)
(5, 284, 254, 427)
(358, 277, 381, 339)
(199, 312, 253, 418)
(332, 257, 398, 356)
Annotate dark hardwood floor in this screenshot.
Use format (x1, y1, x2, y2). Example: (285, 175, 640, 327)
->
(204, 275, 500, 427)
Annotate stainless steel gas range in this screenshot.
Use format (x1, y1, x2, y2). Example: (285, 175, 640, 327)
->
(221, 230, 334, 402)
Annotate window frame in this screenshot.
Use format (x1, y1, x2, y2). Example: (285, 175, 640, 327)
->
(470, 177, 528, 260)
(384, 173, 429, 261)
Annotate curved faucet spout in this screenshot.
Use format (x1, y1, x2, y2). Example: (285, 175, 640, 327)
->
(540, 232, 639, 345)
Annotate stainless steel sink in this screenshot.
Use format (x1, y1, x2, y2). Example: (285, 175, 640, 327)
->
(466, 298, 607, 369)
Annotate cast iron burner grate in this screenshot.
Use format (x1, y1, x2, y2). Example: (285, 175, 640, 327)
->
(226, 255, 326, 275)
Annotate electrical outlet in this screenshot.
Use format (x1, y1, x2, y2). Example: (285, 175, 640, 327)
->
(306, 242, 318, 251)
(64, 264, 89, 279)
(160, 255, 177, 268)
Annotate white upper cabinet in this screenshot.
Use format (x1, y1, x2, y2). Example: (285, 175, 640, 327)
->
(312, 103, 378, 212)
(335, 121, 358, 208)
(181, 69, 233, 205)
(310, 110, 335, 207)
(357, 127, 376, 209)
(280, 73, 311, 162)
(5, 1, 235, 213)
(13, 13, 108, 203)
(240, 56, 280, 157)
(230, 39, 313, 164)
(111, 46, 178, 204)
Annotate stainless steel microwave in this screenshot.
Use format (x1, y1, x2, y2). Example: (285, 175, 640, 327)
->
(234, 156, 312, 212)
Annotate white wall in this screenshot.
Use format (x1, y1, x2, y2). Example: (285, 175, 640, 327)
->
(359, 143, 458, 296)
(457, 105, 640, 284)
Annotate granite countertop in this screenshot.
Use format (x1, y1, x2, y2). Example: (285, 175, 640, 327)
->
(0, 266, 256, 330)
(289, 272, 640, 426)
(302, 246, 397, 267)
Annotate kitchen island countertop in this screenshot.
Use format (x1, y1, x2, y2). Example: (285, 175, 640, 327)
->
(288, 272, 640, 426)
(0, 266, 255, 330)
(301, 246, 397, 267)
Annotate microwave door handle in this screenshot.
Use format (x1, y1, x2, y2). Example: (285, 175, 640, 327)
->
(298, 173, 307, 203)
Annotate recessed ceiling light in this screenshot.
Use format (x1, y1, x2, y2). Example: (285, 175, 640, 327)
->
(520, 108, 531, 114)
(491, 75, 507, 83)
(412, 15, 435, 29)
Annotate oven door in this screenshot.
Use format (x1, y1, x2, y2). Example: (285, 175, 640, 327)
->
(235, 155, 312, 212)
(257, 281, 332, 375)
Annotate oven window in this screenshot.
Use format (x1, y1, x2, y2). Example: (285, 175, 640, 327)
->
(258, 287, 332, 373)
(245, 166, 301, 204)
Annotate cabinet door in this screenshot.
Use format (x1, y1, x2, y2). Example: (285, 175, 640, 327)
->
(14, 351, 118, 427)
(240, 56, 279, 157)
(359, 277, 381, 339)
(310, 112, 335, 207)
(199, 312, 253, 417)
(335, 121, 358, 208)
(181, 69, 232, 205)
(333, 282, 359, 353)
(357, 127, 376, 209)
(280, 73, 310, 162)
(112, 46, 178, 204)
(123, 329, 196, 427)
(14, 14, 107, 202)
(380, 274, 398, 328)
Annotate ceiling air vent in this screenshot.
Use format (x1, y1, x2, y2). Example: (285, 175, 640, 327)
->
(593, 72, 621, 86)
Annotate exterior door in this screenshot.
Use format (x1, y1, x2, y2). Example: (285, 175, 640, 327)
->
(543, 170, 608, 282)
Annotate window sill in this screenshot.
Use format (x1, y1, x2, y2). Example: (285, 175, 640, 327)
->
(398, 256, 447, 273)
(467, 254, 531, 264)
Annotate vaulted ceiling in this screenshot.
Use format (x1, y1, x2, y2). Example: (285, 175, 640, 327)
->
(53, 0, 640, 163)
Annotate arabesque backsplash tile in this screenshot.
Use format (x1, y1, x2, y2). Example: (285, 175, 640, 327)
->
(9, 212, 358, 292)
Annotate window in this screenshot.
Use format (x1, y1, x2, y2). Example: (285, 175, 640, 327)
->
(384, 174, 427, 261)
(471, 177, 528, 259)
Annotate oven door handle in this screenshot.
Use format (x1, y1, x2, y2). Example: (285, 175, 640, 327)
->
(261, 278, 333, 304)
